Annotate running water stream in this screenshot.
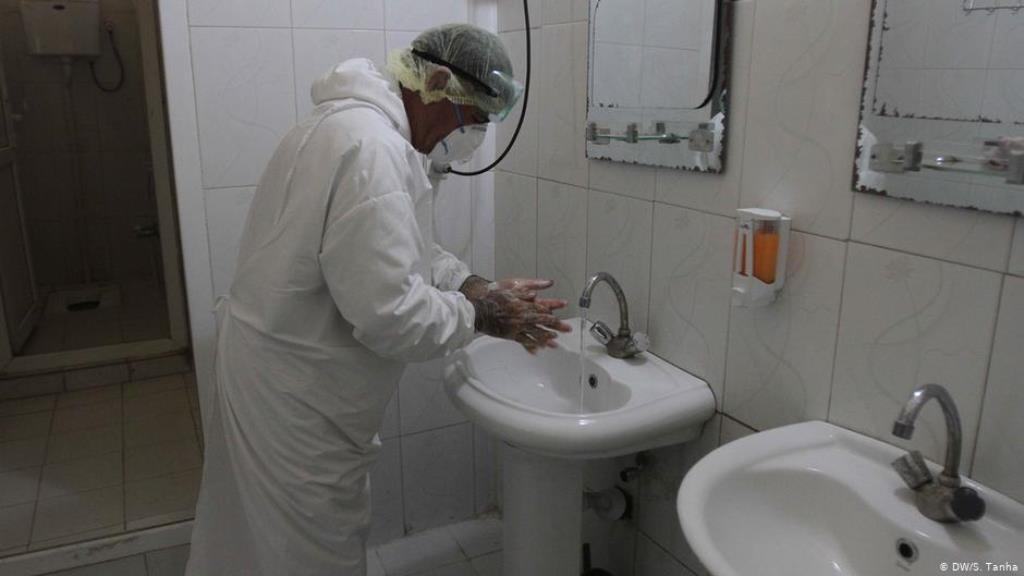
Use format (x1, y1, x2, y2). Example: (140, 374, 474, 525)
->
(578, 312, 588, 413)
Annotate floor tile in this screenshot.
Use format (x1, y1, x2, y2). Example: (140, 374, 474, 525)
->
(31, 486, 124, 543)
(51, 401, 122, 434)
(125, 469, 200, 529)
(0, 437, 48, 472)
(129, 356, 190, 381)
(0, 502, 34, 552)
(0, 467, 41, 507)
(47, 425, 122, 464)
(367, 549, 386, 576)
(48, 554, 148, 576)
(39, 452, 123, 499)
(409, 561, 476, 576)
(123, 374, 184, 399)
(126, 439, 201, 482)
(470, 551, 501, 576)
(376, 526, 466, 576)
(124, 389, 190, 422)
(145, 544, 191, 576)
(448, 517, 501, 559)
(124, 411, 195, 448)
(0, 412, 52, 442)
(56, 386, 121, 410)
(0, 395, 55, 417)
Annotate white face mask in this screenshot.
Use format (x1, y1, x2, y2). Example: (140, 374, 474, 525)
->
(428, 124, 488, 166)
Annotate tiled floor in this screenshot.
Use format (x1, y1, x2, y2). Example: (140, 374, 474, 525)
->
(21, 282, 171, 355)
(29, 517, 503, 576)
(0, 373, 202, 557)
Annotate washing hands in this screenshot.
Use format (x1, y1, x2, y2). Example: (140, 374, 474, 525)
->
(985, 137, 1024, 170)
(461, 277, 572, 354)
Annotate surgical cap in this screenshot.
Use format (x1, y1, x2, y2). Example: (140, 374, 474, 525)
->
(387, 23, 522, 121)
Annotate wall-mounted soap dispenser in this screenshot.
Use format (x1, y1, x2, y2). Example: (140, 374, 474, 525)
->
(732, 208, 790, 307)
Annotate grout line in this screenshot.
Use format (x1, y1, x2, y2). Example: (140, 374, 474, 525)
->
(823, 239, 851, 424)
(966, 274, 1008, 477)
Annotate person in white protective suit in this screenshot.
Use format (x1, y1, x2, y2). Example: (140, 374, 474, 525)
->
(186, 24, 571, 576)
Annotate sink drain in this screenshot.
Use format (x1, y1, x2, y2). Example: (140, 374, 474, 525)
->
(588, 375, 598, 389)
(896, 538, 918, 563)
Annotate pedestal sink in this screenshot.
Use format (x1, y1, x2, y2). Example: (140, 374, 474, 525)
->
(677, 421, 1024, 576)
(444, 319, 715, 576)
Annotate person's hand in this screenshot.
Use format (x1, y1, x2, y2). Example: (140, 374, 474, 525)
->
(470, 289, 571, 353)
(488, 278, 570, 317)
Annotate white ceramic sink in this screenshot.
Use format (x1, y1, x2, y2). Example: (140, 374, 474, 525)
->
(444, 318, 715, 459)
(678, 421, 1024, 576)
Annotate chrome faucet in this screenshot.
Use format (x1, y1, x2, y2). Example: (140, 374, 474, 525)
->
(578, 272, 649, 359)
(891, 384, 985, 523)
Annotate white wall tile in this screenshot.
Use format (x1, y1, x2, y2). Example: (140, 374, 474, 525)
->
(537, 23, 589, 187)
(190, 27, 296, 189)
(586, 190, 654, 332)
(739, 0, 869, 239)
(924, 1, 996, 69)
(972, 276, 1024, 503)
(637, 416, 719, 576)
(204, 187, 255, 297)
(537, 180, 588, 316)
(495, 30, 539, 177)
(385, 0, 468, 32)
(851, 193, 1015, 272)
(493, 171, 538, 278)
(434, 176, 475, 265)
(369, 438, 405, 546)
(543, 0, 588, 25)
(1010, 218, 1024, 277)
(292, 0, 385, 29)
(829, 243, 1002, 467)
(593, 42, 643, 108)
(498, 0, 542, 31)
(292, 29, 387, 117)
(648, 206, 733, 401)
(381, 392, 400, 440)
(990, 10, 1024, 70)
(592, 0, 644, 44)
(590, 161, 657, 202)
(981, 70, 1024, 123)
(472, 173, 496, 281)
(719, 416, 756, 444)
(186, 0, 290, 27)
(724, 232, 846, 430)
(401, 424, 474, 533)
(399, 359, 466, 435)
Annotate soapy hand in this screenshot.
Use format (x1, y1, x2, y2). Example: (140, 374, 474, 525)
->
(461, 277, 572, 353)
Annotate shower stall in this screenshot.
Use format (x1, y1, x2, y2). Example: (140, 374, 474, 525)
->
(0, 0, 188, 374)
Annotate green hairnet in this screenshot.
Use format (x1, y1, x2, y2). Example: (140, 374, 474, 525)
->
(387, 23, 522, 121)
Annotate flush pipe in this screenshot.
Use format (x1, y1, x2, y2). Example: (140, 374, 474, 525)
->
(60, 56, 93, 285)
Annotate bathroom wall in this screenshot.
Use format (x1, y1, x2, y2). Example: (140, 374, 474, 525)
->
(0, 0, 157, 289)
(495, 0, 1024, 574)
(157, 0, 499, 547)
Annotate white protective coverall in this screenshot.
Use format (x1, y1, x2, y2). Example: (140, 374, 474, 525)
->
(186, 59, 477, 576)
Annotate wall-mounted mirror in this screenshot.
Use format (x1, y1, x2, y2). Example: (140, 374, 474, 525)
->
(856, 0, 1024, 215)
(586, 0, 730, 171)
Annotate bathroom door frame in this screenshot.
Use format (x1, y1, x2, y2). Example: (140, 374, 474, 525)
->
(0, 40, 43, 370)
(136, 0, 189, 349)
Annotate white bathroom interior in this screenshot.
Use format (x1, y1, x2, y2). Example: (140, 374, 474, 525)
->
(0, 0, 1023, 575)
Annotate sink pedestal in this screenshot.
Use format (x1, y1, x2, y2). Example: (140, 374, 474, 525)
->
(502, 444, 583, 576)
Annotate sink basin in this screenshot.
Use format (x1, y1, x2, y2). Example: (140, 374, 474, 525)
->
(678, 420, 1024, 576)
(444, 318, 715, 459)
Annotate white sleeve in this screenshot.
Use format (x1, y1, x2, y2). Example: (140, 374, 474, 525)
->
(319, 146, 475, 362)
(431, 244, 473, 293)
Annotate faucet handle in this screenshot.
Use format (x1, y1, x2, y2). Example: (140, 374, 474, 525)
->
(630, 332, 650, 354)
(589, 321, 615, 346)
(892, 450, 934, 490)
(951, 487, 986, 522)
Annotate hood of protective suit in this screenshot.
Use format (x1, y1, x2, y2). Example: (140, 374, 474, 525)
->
(311, 58, 411, 142)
